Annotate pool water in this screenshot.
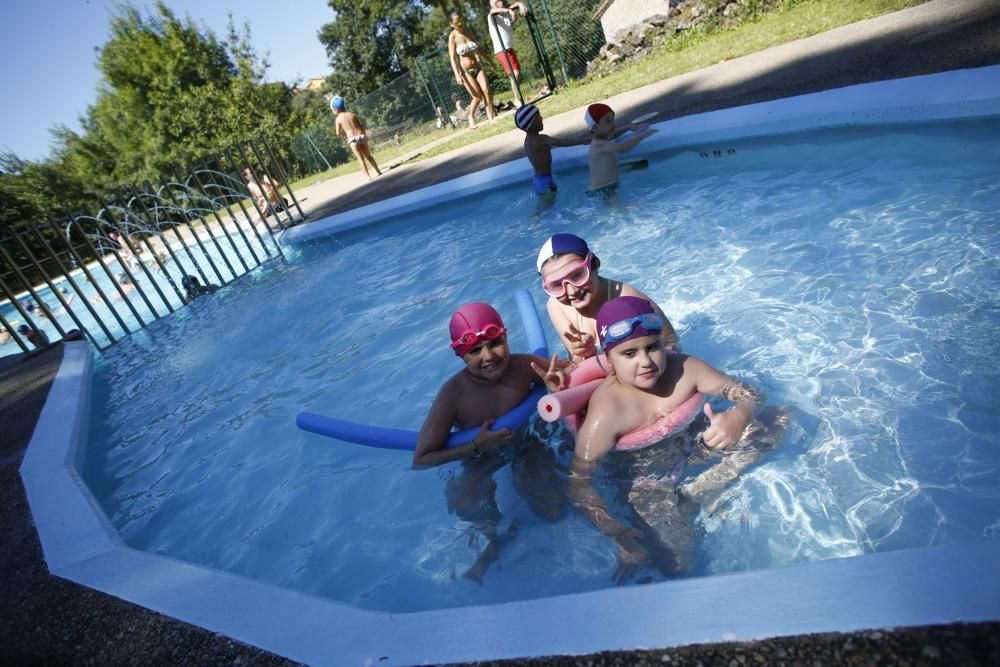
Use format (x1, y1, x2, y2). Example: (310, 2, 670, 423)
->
(83, 118, 1000, 613)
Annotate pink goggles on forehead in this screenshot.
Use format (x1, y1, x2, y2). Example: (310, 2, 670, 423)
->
(450, 323, 507, 356)
(541, 252, 593, 297)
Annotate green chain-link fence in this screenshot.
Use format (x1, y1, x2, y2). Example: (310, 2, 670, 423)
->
(292, 0, 608, 175)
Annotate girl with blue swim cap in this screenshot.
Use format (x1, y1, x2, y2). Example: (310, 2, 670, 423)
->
(330, 95, 382, 179)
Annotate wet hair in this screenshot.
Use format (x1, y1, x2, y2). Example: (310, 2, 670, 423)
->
(182, 275, 201, 291)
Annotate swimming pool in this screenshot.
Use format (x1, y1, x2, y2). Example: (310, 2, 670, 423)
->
(22, 66, 1000, 664)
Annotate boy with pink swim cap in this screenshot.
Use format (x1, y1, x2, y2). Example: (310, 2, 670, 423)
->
(414, 302, 571, 582)
(586, 102, 657, 197)
(568, 296, 789, 583)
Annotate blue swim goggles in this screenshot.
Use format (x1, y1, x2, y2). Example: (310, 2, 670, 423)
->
(599, 313, 663, 346)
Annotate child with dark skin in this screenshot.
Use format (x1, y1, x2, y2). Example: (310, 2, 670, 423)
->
(414, 302, 570, 582)
(514, 104, 590, 203)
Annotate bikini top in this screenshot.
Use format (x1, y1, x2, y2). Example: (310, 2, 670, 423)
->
(456, 41, 479, 56)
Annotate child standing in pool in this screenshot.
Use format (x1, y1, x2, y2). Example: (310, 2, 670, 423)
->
(586, 103, 657, 197)
(414, 302, 570, 582)
(568, 296, 788, 582)
(536, 233, 679, 362)
(331, 96, 382, 180)
(515, 104, 590, 207)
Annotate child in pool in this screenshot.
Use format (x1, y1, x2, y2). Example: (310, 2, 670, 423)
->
(331, 96, 382, 180)
(536, 233, 679, 362)
(414, 302, 570, 582)
(569, 296, 788, 583)
(514, 104, 590, 207)
(586, 103, 657, 197)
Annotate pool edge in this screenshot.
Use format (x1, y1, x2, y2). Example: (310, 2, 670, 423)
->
(18, 341, 1000, 664)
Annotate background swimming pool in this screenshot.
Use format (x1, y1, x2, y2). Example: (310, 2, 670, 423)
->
(82, 118, 1000, 613)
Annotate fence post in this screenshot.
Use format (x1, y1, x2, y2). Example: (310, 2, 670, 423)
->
(413, 59, 446, 127)
(535, 0, 569, 84)
(303, 131, 334, 171)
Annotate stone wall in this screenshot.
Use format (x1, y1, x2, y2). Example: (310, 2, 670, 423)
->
(599, 0, 673, 43)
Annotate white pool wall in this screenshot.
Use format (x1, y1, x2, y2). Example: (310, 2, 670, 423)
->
(21, 65, 1000, 666)
(281, 64, 1000, 245)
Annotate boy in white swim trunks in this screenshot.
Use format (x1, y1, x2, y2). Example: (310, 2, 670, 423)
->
(569, 296, 789, 583)
(586, 102, 657, 198)
(515, 105, 590, 208)
(331, 95, 382, 180)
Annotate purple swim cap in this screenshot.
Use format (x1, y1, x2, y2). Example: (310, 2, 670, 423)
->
(596, 296, 659, 353)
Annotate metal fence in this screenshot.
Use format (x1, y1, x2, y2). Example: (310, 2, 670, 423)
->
(0, 137, 305, 357)
(294, 0, 607, 172)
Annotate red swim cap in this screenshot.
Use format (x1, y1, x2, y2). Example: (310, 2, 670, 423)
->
(585, 103, 614, 129)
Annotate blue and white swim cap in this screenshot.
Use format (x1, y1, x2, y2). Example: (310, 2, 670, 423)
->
(515, 104, 539, 131)
(330, 95, 346, 111)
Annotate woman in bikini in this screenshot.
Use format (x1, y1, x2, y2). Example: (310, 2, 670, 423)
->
(448, 10, 495, 129)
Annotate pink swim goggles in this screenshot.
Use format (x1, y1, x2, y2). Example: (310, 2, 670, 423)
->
(450, 323, 507, 356)
(541, 253, 593, 298)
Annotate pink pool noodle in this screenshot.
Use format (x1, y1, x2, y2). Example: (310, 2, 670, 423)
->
(537, 378, 603, 422)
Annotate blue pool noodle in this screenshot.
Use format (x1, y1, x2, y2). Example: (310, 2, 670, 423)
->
(296, 288, 550, 450)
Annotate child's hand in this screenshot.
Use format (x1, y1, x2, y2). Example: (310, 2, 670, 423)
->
(530, 353, 572, 392)
(564, 323, 597, 358)
(474, 419, 513, 452)
(701, 404, 750, 449)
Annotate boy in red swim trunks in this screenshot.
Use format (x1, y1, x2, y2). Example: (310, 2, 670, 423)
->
(414, 302, 570, 582)
(569, 296, 789, 583)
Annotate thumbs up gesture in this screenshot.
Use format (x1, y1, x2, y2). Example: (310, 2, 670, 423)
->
(701, 403, 751, 449)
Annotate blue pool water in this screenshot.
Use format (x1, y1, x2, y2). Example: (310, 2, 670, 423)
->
(82, 118, 1000, 613)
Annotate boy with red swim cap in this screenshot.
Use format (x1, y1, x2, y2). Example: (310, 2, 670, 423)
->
(568, 296, 789, 584)
(586, 102, 657, 196)
(414, 302, 571, 582)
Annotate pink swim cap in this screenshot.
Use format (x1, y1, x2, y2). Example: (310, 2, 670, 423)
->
(449, 302, 506, 356)
(585, 103, 614, 129)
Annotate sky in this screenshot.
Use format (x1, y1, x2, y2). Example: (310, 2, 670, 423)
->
(1, 0, 334, 163)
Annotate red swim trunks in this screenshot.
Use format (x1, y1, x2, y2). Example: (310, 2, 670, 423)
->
(495, 49, 520, 76)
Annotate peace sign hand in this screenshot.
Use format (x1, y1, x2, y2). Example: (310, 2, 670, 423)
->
(564, 322, 597, 359)
(531, 353, 573, 392)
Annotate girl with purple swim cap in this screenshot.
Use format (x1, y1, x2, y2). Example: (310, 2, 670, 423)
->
(567, 296, 789, 584)
(414, 301, 572, 583)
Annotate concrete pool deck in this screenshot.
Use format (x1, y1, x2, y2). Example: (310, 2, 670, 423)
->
(3, 0, 1000, 663)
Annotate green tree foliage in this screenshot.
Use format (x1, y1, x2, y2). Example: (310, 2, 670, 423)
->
(318, 1, 492, 100)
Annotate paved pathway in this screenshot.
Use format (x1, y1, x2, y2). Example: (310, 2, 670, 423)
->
(2, 0, 999, 662)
